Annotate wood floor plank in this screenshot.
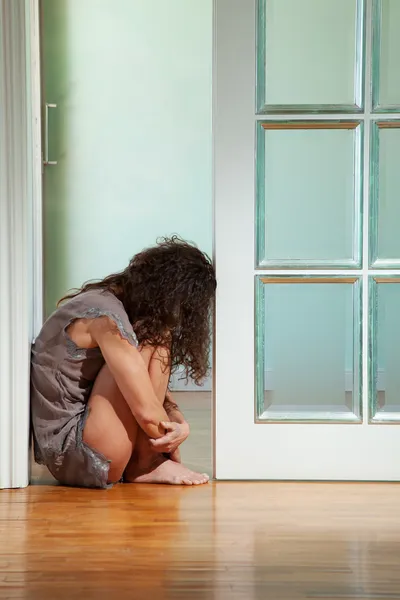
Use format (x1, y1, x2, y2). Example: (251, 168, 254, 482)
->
(1, 482, 400, 599)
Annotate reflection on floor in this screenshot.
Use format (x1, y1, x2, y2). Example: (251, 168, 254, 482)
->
(2, 481, 400, 599)
(30, 391, 212, 485)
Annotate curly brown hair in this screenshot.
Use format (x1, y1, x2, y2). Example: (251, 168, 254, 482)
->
(59, 237, 216, 384)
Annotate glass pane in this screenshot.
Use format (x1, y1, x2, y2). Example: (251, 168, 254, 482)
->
(370, 124, 400, 266)
(256, 277, 362, 422)
(370, 278, 400, 422)
(256, 123, 362, 268)
(373, 0, 400, 110)
(257, 0, 364, 112)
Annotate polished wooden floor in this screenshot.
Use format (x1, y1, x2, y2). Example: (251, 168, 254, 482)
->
(2, 483, 400, 599)
(3, 392, 400, 599)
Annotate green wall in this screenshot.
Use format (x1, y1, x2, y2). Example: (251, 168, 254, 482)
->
(42, 0, 212, 315)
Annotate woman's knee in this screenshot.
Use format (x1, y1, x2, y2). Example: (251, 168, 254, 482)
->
(107, 450, 131, 483)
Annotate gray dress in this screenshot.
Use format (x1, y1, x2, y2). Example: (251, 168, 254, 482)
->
(31, 289, 138, 489)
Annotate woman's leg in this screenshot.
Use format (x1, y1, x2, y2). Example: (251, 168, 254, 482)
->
(124, 345, 209, 484)
(141, 344, 171, 402)
(83, 363, 139, 483)
(83, 346, 209, 485)
(122, 345, 170, 472)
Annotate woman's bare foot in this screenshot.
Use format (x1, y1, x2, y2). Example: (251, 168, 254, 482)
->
(125, 456, 209, 486)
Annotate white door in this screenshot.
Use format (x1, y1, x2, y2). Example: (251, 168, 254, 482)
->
(214, 0, 400, 480)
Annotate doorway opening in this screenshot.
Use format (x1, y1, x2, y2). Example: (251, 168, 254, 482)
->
(31, 0, 213, 485)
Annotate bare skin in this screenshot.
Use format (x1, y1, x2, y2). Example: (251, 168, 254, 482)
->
(122, 346, 208, 485)
(68, 317, 209, 486)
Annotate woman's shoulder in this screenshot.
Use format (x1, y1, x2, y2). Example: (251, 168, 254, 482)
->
(48, 289, 123, 321)
(69, 289, 123, 312)
(64, 290, 138, 345)
(36, 289, 138, 348)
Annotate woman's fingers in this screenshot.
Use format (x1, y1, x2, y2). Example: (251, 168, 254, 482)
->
(149, 422, 187, 453)
(160, 421, 176, 432)
(150, 430, 178, 448)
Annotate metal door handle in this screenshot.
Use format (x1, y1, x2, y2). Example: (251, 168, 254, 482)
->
(43, 103, 57, 166)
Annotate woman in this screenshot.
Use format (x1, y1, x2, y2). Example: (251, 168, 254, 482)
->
(31, 237, 216, 489)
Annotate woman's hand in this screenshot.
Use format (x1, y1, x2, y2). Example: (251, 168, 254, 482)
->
(149, 421, 190, 454)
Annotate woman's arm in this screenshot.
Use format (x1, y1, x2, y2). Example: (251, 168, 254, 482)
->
(148, 390, 190, 455)
(163, 390, 187, 425)
(88, 316, 169, 439)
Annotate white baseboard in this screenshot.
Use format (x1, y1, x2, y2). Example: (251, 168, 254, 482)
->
(169, 367, 212, 392)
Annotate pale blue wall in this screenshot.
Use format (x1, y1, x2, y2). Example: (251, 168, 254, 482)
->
(42, 0, 213, 314)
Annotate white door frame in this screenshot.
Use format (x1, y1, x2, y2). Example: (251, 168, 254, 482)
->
(213, 0, 256, 480)
(28, 0, 44, 337)
(0, 0, 41, 489)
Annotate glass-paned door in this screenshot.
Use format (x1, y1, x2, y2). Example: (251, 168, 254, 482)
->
(214, 0, 400, 480)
